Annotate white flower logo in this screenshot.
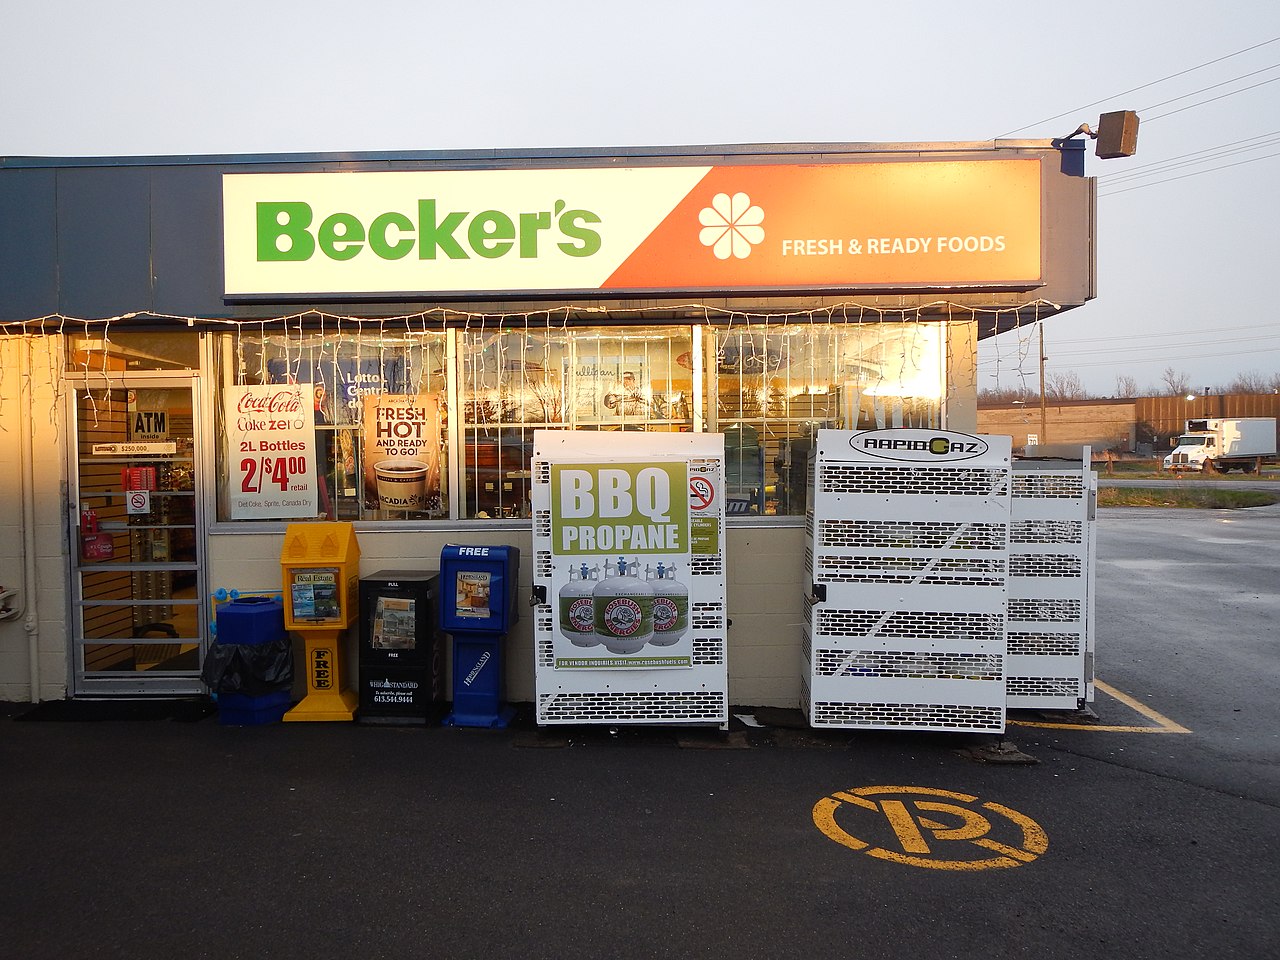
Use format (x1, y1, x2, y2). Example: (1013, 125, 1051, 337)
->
(698, 192, 765, 260)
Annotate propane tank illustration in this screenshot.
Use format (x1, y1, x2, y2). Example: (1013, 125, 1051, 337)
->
(646, 561, 689, 646)
(593, 557, 654, 654)
(559, 563, 600, 647)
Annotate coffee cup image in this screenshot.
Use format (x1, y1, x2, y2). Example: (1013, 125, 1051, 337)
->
(374, 459, 429, 509)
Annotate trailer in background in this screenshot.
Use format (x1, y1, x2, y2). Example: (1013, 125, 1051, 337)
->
(1163, 418, 1278, 473)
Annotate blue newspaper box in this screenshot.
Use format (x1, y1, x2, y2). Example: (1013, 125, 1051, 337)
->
(439, 545, 520, 728)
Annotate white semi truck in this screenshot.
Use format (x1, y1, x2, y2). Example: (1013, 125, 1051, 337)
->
(1163, 417, 1278, 473)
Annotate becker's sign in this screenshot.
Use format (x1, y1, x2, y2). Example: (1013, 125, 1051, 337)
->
(222, 160, 1043, 298)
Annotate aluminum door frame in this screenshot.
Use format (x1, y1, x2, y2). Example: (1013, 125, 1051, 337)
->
(66, 371, 210, 696)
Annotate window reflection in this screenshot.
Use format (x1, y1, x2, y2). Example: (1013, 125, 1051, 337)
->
(710, 323, 943, 516)
(213, 321, 944, 522)
(459, 328, 693, 518)
(216, 331, 448, 520)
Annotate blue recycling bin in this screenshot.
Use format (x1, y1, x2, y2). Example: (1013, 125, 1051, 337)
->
(216, 595, 285, 646)
(439, 545, 520, 728)
(204, 595, 293, 725)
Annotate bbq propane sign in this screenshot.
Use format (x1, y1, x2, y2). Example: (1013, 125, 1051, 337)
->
(549, 460, 694, 670)
(222, 160, 1042, 298)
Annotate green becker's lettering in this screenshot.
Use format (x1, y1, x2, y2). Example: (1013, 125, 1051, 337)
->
(468, 210, 515, 259)
(369, 211, 414, 259)
(418, 199, 468, 260)
(257, 202, 315, 261)
(558, 207, 603, 257)
(254, 198, 603, 264)
(318, 212, 364, 261)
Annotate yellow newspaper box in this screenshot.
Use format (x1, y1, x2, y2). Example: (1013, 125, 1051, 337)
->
(280, 522, 360, 721)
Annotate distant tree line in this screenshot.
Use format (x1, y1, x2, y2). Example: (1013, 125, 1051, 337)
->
(979, 367, 1280, 403)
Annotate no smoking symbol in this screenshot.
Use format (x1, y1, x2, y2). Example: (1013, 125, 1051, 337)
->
(688, 476, 715, 511)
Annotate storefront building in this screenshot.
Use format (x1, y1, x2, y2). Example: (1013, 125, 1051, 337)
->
(0, 140, 1094, 705)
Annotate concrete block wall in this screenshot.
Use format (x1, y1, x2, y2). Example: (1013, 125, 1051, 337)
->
(206, 524, 812, 709)
(0, 336, 70, 702)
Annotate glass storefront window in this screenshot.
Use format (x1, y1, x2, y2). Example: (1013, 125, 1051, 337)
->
(459, 326, 693, 518)
(215, 329, 449, 521)
(66, 331, 200, 371)
(211, 321, 943, 523)
(708, 323, 943, 516)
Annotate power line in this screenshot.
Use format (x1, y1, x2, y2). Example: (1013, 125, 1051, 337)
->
(983, 336, 1280, 363)
(1144, 74, 1280, 122)
(984, 319, 1280, 348)
(1046, 334, 1280, 359)
(1050, 322, 1280, 345)
(995, 36, 1280, 137)
(980, 328, 1280, 369)
(983, 343, 1280, 363)
(980, 344, 1280, 371)
(1099, 148, 1280, 196)
(1048, 346, 1280, 369)
(1097, 141, 1280, 193)
(1098, 131, 1280, 182)
(1136, 61, 1280, 113)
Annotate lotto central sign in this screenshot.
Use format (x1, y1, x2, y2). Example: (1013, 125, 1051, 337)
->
(222, 160, 1042, 298)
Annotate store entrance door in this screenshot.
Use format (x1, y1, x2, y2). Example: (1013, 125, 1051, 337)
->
(69, 375, 208, 696)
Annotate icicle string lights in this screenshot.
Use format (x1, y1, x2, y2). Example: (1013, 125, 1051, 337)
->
(0, 299, 1062, 338)
(1, 300, 1061, 455)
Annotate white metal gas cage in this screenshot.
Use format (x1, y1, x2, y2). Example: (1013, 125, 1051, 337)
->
(531, 431, 729, 728)
(803, 428, 1013, 733)
(1006, 450, 1097, 711)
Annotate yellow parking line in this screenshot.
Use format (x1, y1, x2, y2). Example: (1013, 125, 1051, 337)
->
(1007, 679, 1191, 734)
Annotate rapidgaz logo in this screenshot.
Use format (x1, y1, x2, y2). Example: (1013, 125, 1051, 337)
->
(851, 429, 990, 463)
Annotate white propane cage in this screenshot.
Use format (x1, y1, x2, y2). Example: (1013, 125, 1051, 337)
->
(803, 428, 1013, 733)
(531, 431, 729, 728)
(1006, 448, 1097, 710)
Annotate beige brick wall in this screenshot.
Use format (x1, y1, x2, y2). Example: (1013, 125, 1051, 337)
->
(0, 323, 974, 706)
(207, 524, 810, 708)
(0, 337, 70, 702)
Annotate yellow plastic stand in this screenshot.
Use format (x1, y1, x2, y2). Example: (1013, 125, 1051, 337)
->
(286, 631, 359, 721)
(278, 522, 361, 722)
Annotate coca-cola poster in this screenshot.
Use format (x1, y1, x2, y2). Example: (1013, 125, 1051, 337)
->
(224, 383, 319, 519)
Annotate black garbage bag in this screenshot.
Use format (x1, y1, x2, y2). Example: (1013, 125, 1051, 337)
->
(200, 636, 294, 696)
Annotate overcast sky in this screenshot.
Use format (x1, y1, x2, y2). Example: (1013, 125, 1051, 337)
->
(3, 1, 1279, 396)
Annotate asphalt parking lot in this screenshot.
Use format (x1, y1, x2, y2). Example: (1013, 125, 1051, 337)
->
(2, 503, 1278, 960)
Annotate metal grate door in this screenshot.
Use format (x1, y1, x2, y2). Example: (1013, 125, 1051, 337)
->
(803, 429, 1012, 732)
(532, 431, 729, 727)
(1006, 452, 1097, 710)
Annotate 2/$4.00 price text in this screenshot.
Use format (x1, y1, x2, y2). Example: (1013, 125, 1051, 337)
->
(239, 455, 309, 493)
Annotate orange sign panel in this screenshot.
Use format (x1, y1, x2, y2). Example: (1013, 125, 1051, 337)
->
(605, 159, 1042, 290)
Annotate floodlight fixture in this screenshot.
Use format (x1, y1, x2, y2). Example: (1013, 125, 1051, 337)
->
(1059, 110, 1140, 159)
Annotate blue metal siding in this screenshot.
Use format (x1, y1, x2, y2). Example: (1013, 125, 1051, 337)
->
(0, 142, 1092, 323)
(56, 167, 153, 318)
(151, 166, 226, 318)
(0, 168, 58, 321)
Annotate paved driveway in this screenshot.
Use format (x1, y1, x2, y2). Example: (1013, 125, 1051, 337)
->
(1, 503, 1277, 960)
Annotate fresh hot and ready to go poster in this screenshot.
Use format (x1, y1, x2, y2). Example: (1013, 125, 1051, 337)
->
(550, 461, 693, 669)
(361, 394, 443, 515)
